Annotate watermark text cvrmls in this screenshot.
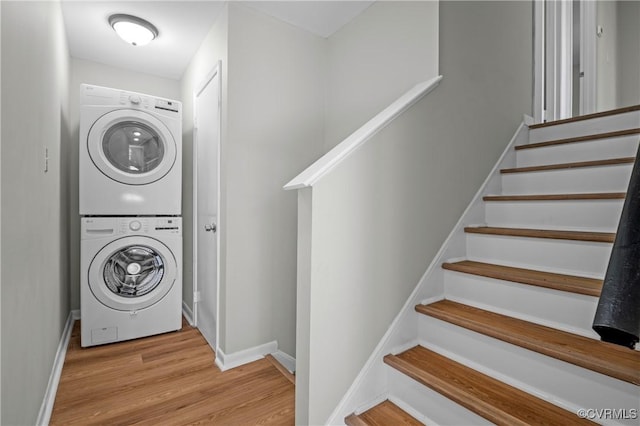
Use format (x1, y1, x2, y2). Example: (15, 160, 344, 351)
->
(577, 408, 638, 420)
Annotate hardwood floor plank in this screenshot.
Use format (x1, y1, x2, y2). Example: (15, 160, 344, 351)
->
(515, 128, 640, 150)
(345, 400, 422, 426)
(500, 157, 635, 174)
(464, 226, 615, 243)
(50, 320, 295, 425)
(528, 105, 640, 129)
(482, 192, 626, 201)
(442, 260, 603, 297)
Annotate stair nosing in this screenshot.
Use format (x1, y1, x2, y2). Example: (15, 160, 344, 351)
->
(528, 105, 640, 129)
(415, 300, 640, 385)
(501, 157, 635, 174)
(442, 260, 602, 297)
(483, 192, 626, 202)
(464, 226, 615, 243)
(515, 128, 640, 150)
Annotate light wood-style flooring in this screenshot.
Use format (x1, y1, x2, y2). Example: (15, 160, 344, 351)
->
(50, 319, 294, 425)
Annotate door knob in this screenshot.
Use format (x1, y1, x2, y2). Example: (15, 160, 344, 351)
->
(204, 223, 217, 233)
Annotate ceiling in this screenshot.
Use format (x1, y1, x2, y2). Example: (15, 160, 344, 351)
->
(61, 1, 375, 81)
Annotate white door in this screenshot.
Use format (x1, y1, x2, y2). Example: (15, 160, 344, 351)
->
(193, 63, 221, 349)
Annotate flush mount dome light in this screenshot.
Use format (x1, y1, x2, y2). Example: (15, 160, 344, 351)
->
(109, 14, 158, 46)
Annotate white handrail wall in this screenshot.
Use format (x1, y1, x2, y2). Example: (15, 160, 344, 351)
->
(284, 76, 443, 191)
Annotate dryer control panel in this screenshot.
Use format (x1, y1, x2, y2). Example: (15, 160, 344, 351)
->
(80, 84, 182, 118)
(82, 217, 182, 238)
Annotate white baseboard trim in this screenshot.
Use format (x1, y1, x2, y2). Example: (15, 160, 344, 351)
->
(36, 310, 76, 426)
(182, 301, 194, 326)
(271, 350, 296, 374)
(215, 340, 278, 372)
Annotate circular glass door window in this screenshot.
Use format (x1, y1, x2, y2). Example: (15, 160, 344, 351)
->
(87, 109, 177, 185)
(102, 121, 165, 174)
(103, 245, 165, 297)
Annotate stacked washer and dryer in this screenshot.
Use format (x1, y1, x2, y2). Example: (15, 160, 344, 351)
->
(79, 84, 183, 347)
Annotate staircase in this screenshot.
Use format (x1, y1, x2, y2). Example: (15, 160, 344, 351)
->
(344, 106, 640, 425)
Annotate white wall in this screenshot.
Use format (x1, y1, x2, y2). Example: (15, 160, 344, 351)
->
(617, 0, 640, 107)
(222, 3, 325, 356)
(180, 2, 325, 360)
(68, 58, 181, 310)
(296, 1, 533, 424)
(1, 1, 70, 424)
(596, 0, 619, 111)
(325, 1, 439, 150)
(180, 3, 229, 319)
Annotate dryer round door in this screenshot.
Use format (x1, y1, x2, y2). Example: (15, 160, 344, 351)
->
(88, 236, 177, 311)
(87, 109, 177, 185)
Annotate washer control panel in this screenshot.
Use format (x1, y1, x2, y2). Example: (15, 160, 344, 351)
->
(82, 217, 181, 238)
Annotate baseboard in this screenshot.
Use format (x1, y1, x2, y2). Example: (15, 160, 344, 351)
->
(215, 340, 278, 372)
(182, 301, 194, 326)
(36, 310, 76, 426)
(271, 350, 296, 373)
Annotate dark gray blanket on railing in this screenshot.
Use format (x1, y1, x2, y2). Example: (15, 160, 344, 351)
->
(593, 144, 640, 349)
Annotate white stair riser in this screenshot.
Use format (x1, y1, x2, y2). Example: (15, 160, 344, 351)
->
(444, 271, 599, 338)
(465, 233, 612, 278)
(387, 367, 492, 425)
(417, 318, 640, 425)
(501, 164, 634, 195)
(484, 199, 624, 233)
(529, 111, 640, 143)
(516, 135, 639, 167)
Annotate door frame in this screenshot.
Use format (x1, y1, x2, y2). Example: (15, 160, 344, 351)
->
(192, 61, 222, 352)
(533, 0, 597, 122)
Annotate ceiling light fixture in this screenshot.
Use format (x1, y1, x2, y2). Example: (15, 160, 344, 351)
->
(109, 14, 158, 47)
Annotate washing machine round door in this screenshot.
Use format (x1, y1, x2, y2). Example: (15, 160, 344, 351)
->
(88, 236, 177, 311)
(87, 109, 177, 185)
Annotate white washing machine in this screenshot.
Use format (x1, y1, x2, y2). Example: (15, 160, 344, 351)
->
(79, 84, 182, 216)
(81, 217, 182, 347)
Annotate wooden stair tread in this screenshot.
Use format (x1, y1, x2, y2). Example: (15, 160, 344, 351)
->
(501, 157, 635, 174)
(385, 346, 594, 425)
(483, 192, 625, 201)
(345, 400, 422, 426)
(415, 300, 640, 385)
(442, 260, 602, 297)
(464, 226, 615, 243)
(515, 128, 640, 150)
(529, 105, 640, 129)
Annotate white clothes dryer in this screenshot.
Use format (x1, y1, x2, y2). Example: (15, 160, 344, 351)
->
(79, 84, 182, 215)
(81, 217, 182, 347)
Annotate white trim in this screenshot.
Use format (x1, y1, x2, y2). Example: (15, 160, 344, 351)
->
(326, 122, 529, 425)
(182, 300, 194, 326)
(271, 350, 296, 374)
(533, 0, 545, 123)
(580, 0, 597, 115)
(36, 311, 76, 426)
(192, 61, 222, 358)
(215, 341, 278, 372)
(284, 75, 443, 190)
